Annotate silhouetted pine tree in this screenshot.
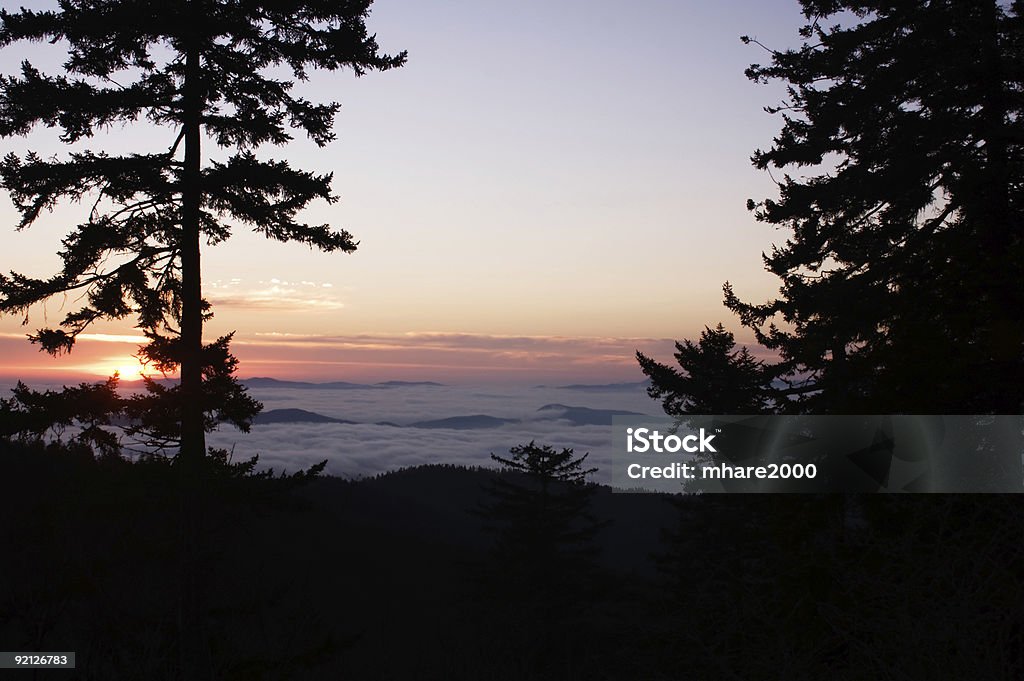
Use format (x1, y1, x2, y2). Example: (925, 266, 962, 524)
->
(0, 1, 406, 461)
(637, 322, 775, 415)
(478, 442, 608, 606)
(724, 0, 1024, 414)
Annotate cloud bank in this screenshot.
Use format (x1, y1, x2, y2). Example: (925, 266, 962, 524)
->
(206, 383, 660, 481)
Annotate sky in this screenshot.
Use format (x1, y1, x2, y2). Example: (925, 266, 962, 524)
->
(0, 0, 808, 385)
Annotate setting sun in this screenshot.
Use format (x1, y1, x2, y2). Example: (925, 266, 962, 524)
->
(100, 361, 146, 382)
(115, 365, 144, 381)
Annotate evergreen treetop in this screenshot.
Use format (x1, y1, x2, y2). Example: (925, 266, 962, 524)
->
(481, 442, 607, 581)
(637, 323, 775, 416)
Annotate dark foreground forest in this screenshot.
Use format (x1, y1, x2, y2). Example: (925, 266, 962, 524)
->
(2, 439, 1021, 680)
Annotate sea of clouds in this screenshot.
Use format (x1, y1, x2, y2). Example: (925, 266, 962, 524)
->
(204, 382, 659, 481)
(1, 378, 663, 481)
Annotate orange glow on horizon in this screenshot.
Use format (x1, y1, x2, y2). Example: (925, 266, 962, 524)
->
(113, 364, 145, 381)
(92, 357, 157, 382)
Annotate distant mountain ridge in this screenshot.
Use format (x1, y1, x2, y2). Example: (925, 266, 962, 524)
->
(52, 376, 652, 392)
(375, 380, 445, 387)
(113, 376, 644, 392)
(408, 415, 517, 429)
(242, 377, 386, 390)
(252, 409, 356, 425)
(535, 403, 646, 426)
(536, 380, 651, 391)
(248, 404, 651, 430)
(243, 377, 446, 389)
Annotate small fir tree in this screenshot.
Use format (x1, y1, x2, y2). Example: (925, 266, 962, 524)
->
(637, 323, 775, 416)
(479, 441, 608, 605)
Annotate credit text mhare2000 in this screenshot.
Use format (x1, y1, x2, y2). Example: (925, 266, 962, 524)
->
(626, 462, 818, 481)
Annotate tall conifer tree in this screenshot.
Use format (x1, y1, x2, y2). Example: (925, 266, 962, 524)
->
(726, 0, 1024, 414)
(0, 1, 406, 460)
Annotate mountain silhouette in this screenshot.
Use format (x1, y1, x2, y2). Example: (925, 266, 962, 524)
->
(245, 403, 650, 429)
(242, 377, 386, 390)
(375, 380, 445, 387)
(252, 409, 356, 425)
(536, 403, 647, 426)
(408, 415, 517, 429)
(547, 381, 651, 391)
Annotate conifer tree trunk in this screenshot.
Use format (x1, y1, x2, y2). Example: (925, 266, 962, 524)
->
(178, 37, 206, 680)
(180, 42, 206, 466)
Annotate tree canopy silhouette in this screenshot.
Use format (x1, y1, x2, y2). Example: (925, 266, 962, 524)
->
(478, 442, 608, 607)
(0, 1, 406, 459)
(637, 323, 775, 415)
(655, 1, 1024, 415)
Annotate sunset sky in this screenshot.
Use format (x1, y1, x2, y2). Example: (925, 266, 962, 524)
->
(0, 0, 805, 384)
